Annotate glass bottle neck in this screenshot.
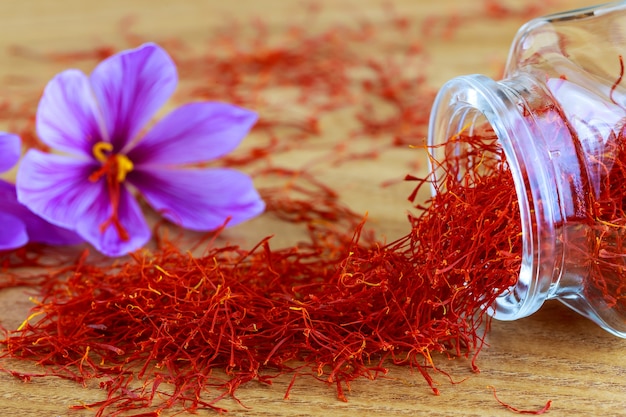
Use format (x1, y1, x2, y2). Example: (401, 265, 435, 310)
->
(428, 74, 564, 321)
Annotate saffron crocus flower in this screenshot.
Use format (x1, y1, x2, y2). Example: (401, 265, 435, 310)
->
(0, 133, 82, 250)
(17, 43, 265, 256)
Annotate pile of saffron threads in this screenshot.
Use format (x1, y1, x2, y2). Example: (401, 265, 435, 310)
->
(0, 130, 523, 415)
(0, 2, 577, 415)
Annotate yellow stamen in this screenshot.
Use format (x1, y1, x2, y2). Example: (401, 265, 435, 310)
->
(91, 141, 134, 182)
(92, 142, 113, 163)
(115, 154, 134, 182)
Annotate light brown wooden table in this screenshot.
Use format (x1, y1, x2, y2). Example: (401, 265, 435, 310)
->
(1, 0, 624, 416)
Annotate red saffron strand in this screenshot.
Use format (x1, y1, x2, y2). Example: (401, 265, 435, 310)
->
(609, 54, 624, 107)
(487, 386, 552, 415)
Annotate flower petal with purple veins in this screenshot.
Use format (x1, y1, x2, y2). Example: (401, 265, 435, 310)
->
(21, 211, 84, 246)
(74, 186, 150, 257)
(0, 212, 28, 251)
(0, 180, 82, 246)
(90, 43, 177, 152)
(128, 102, 258, 167)
(17, 43, 264, 256)
(0, 132, 21, 173)
(36, 70, 105, 158)
(16, 150, 101, 230)
(129, 167, 265, 231)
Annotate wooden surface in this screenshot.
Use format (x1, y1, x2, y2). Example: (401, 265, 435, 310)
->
(1, 0, 624, 416)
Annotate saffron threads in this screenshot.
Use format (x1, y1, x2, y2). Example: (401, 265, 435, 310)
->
(0, 130, 523, 415)
(580, 121, 626, 317)
(487, 386, 552, 415)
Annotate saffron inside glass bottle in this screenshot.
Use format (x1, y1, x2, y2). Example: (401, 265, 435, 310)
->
(428, 1, 626, 337)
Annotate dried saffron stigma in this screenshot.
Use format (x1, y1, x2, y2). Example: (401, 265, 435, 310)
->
(0, 155, 524, 415)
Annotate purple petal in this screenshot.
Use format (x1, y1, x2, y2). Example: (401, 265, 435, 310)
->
(17, 150, 149, 256)
(0, 133, 21, 173)
(36, 70, 105, 157)
(22, 214, 84, 246)
(90, 43, 177, 151)
(129, 167, 265, 230)
(0, 212, 28, 251)
(16, 150, 101, 230)
(0, 180, 82, 246)
(127, 102, 258, 166)
(74, 186, 150, 257)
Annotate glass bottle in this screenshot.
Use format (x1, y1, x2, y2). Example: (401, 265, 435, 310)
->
(428, 1, 626, 337)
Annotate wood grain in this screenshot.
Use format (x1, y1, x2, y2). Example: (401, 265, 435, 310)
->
(1, 0, 623, 416)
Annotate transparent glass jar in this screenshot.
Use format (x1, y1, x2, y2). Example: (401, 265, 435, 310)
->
(428, 1, 626, 337)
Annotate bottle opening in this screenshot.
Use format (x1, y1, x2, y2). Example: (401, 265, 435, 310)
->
(427, 75, 560, 321)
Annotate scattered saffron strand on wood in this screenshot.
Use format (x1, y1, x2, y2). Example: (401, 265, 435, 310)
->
(487, 386, 552, 415)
